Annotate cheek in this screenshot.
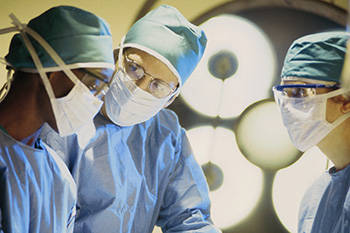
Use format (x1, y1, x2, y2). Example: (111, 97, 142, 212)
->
(326, 99, 343, 123)
(50, 74, 75, 98)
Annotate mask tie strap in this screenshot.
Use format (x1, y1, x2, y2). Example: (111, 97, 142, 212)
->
(0, 26, 22, 35)
(117, 36, 126, 69)
(9, 14, 80, 86)
(9, 13, 56, 101)
(0, 24, 27, 103)
(0, 69, 13, 103)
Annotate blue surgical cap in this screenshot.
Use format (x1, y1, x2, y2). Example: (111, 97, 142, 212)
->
(123, 5, 207, 86)
(281, 31, 348, 82)
(5, 5, 115, 72)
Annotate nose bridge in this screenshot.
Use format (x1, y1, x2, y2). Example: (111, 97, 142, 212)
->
(135, 74, 153, 92)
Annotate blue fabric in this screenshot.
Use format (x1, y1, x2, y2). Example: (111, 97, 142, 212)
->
(41, 109, 221, 233)
(298, 164, 350, 233)
(0, 129, 76, 233)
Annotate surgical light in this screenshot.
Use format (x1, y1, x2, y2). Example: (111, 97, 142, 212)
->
(181, 14, 276, 118)
(273, 147, 332, 233)
(235, 100, 301, 170)
(187, 126, 263, 230)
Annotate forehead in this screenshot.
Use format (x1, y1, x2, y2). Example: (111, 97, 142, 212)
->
(124, 47, 178, 85)
(281, 76, 338, 85)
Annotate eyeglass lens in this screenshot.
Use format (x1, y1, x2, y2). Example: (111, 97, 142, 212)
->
(124, 57, 174, 98)
(81, 74, 109, 100)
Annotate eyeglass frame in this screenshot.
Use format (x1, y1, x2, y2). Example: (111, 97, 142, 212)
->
(122, 55, 178, 98)
(81, 68, 111, 100)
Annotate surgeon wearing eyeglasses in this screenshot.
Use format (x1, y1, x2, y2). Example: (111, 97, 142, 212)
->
(41, 5, 221, 233)
(0, 6, 115, 233)
(273, 31, 350, 233)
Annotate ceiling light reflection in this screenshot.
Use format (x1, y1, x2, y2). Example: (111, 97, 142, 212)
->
(187, 126, 263, 229)
(272, 147, 332, 233)
(181, 14, 276, 118)
(236, 100, 301, 170)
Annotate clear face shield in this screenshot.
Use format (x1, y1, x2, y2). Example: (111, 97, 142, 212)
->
(272, 83, 341, 109)
(272, 83, 350, 151)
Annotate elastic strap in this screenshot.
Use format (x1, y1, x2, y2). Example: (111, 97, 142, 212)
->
(0, 69, 13, 103)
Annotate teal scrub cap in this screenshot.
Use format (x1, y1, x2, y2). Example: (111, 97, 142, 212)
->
(123, 5, 207, 86)
(281, 31, 348, 83)
(5, 5, 115, 72)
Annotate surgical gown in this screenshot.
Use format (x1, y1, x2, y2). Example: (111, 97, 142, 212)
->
(298, 164, 350, 233)
(0, 129, 76, 233)
(41, 109, 221, 233)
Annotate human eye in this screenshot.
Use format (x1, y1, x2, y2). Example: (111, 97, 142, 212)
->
(81, 74, 108, 99)
(125, 61, 144, 81)
(292, 88, 306, 97)
(150, 80, 172, 98)
(289, 88, 316, 98)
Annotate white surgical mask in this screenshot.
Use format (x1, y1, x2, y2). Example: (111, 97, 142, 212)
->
(274, 88, 350, 151)
(50, 76, 103, 136)
(104, 38, 175, 126)
(105, 69, 171, 126)
(4, 14, 103, 137)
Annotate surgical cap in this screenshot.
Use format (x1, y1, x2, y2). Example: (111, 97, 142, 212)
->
(123, 5, 207, 86)
(281, 31, 348, 82)
(5, 5, 114, 72)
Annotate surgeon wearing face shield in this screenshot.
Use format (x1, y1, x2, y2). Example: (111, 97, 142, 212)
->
(41, 5, 222, 233)
(273, 31, 350, 233)
(0, 6, 114, 233)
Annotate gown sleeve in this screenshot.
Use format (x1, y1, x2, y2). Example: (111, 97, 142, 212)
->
(157, 128, 221, 233)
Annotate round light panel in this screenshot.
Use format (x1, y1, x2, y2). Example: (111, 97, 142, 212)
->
(187, 126, 263, 229)
(181, 14, 277, 118)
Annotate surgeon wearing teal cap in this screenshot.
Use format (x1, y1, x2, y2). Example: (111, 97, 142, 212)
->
(273, 31, 350, 232)
(0, 5, 114, 233)
(41, 4, 222, 233)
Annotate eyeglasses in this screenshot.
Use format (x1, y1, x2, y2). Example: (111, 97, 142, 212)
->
(81, 69, 111, 100)
(123, 56, 177, 99)
(272, 84, 340, 98)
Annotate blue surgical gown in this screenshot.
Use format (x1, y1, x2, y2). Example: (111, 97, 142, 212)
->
(0, 129, 76, 233)
(298, 164, 350, 233)
(41, 109, 221, 233)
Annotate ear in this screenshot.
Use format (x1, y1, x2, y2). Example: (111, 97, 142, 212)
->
(113, 49, 119, 63)
(163, 93, 178, 108)
(340, 96, 350, 113)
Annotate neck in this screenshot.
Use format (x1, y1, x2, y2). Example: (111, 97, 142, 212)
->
(317, 118, 350, 171)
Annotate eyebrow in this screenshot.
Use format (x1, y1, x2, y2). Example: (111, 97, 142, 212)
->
(124, 55, 179, 88)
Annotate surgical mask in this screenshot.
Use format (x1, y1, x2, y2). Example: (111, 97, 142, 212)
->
(104, 38, 176, 126)
(51, 76, 103, 136)
(274, 87, 350, 151)
(1, 14, 103, 137)
(105, 69, 171, 126)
